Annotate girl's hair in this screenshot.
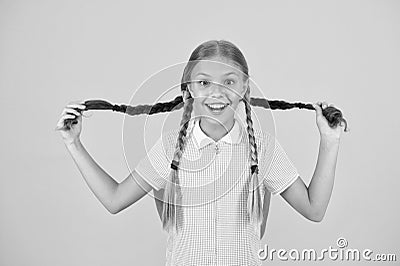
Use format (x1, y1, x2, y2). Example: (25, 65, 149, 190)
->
(60, 40, 349, 234)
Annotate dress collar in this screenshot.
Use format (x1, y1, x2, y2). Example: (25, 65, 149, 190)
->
(190, 117, 244, 150)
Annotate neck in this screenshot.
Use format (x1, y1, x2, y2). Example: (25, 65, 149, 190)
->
(199, 118, 235, 142)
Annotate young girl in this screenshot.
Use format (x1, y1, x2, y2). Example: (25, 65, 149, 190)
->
(56, 40, 346, 265)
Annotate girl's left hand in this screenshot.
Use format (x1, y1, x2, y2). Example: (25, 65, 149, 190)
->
(312, 101, 345, 141)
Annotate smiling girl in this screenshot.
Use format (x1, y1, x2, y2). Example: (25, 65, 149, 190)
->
(56, 40, 346, 265)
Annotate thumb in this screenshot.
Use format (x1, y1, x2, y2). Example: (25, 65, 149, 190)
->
(312, 102, 323, 116)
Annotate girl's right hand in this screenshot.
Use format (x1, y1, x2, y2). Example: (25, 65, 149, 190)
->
(55, 100, 87, 145)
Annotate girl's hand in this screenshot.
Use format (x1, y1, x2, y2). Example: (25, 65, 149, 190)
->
(55, 100, 86, 145)
(312, 101, 345, 141)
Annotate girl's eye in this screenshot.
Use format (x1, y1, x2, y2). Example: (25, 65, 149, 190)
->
(199, 80, 210, 87)
(225, 80, 235, 86)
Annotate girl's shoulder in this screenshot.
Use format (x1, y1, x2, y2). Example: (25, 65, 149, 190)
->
(159, 129, 181, 148)
(252, 128, 274, 146)
(158, 128, 189, 154)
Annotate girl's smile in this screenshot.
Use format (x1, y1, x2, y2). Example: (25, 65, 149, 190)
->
(205, 99, 230, 114)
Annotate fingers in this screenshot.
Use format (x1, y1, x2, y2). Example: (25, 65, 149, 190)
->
(55, 114, 77, 130)
(60, 114, 77, 127)
(61, 107, 81, 117)
(312, 101, 335, 112)
(55, 101, 85, 130)
(318, 101, 328, 109)
(60, 100, 86, 116)
(67, 102, 86, 110)
(321, 101, 336, 109)
(312, 101, 323, 116)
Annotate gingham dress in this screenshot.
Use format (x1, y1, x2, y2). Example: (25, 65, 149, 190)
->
(134, 117, 299, 266)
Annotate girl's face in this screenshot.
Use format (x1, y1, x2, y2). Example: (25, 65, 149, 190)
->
(187, 56, 249, 130)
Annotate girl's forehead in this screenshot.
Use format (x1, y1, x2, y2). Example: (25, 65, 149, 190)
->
(191, 58, 244, 78)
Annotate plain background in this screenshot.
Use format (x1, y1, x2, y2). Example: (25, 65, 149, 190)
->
(1, 0, 399, 265)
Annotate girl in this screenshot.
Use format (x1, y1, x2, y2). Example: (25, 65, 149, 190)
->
(56, 40, 346, 265)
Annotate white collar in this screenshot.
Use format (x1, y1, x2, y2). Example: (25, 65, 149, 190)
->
(190, 117, 244, 150)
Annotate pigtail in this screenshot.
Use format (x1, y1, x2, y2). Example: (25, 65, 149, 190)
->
(162, 160, 180, 233)
(250, 98, 349, 131)
(60, 96, 348, 132)
(161, 89, 194, 233)
(243, 87, 263, 233)
(59, 96, 184, 130)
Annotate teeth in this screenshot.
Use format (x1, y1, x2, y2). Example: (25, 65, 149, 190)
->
(207, 104, 227, 109)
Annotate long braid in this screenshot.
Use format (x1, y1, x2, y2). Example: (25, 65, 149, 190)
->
(243, 87, 263, 233)
(60, 96, 348, 132)
(161, 89, 194, 233)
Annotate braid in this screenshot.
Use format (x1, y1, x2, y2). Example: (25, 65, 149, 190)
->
(243, 87, 263, 234)
(251, 98, 349, 131)
(60, 96, 348, 132)
(161, 89, 194, 233)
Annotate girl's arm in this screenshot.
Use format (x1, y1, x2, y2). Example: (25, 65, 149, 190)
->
(66, 140, 153, 214)
(57, 101, 153, 215)
(280, 101, 344, 222)
(280, 137, 340, 222)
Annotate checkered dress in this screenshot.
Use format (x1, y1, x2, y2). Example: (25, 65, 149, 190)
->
(134, 117, 299, 266)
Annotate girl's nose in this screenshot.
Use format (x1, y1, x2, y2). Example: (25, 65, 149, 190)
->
(210, 81, 225, 94)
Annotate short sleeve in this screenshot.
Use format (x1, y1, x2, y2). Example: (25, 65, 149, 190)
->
(260, 135, 299, 195)
(134, 133, 173, 191)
